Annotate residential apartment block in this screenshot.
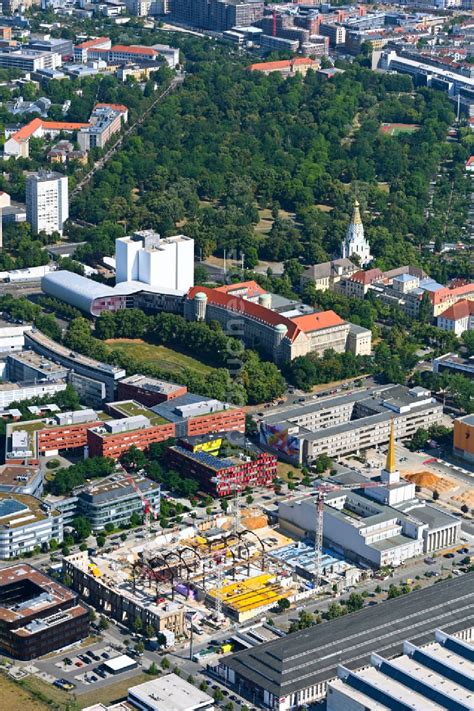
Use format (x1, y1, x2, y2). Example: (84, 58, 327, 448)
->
(169, 0, 264, 31)
(77, 103, 128, 151)
(167, 440, 277, 496)
(26, 171, 68, 236)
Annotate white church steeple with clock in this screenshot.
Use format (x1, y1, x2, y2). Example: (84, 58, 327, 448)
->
(341, 199, 372, 266)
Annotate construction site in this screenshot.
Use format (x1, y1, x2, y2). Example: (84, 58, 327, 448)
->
(62, 489, 359, 640)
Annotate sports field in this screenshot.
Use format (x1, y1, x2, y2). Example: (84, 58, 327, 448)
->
(379, 123, 420, 136)
(105, 338, 215, 376)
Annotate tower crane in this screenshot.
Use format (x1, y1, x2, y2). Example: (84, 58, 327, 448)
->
(122, 469, 156, 533)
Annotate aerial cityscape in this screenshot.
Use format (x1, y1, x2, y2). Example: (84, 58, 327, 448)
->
(0, 0, 472, 709)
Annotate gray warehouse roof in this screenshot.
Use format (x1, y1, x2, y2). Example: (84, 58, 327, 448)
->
(223, 573, 474, 698)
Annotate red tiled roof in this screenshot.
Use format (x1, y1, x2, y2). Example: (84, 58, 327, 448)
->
(291, 310, 345, 333)
(438, 300, 474, 321)
(466, 157, 474, 167)
(111, 44, 157, 56)
(95, 102, 128, 113)
(42, 121, 90, 130)
(214, 280, 267, 297)
(11, 117, 43, 142)
(75, 36, 110, 50)
(430, 283, 474, 306)
(350, 268, 383, 285)
(188, 286, 300, 342)
(10, 118, 89, 143)
(248, 57, 317, 71)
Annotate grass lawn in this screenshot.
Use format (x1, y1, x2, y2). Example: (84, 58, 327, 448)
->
(277, 462, 303, 482)
(105, 339, 215, 377)
(0, 673, 50, 711)
(77, 671, 150, 707)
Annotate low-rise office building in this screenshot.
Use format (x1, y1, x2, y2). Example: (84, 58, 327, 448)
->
(117, 373, 187, 407)
(0, 325, 32, 353)
(259, 385, 443, 464)
(128, 674, 214, 711)
(0, 380, 67, 409)
(7, 350, 68, 382)
(0, 564, 88, 660)
(0, 464, 43, 497)
(0, 494, 63, 558)
(433, 352, 474, 379)
(75, 472, 160, 530)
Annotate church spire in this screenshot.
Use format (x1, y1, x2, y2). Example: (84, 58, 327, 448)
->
(386, 420, 396, 474)
(352, 199, 362, 226)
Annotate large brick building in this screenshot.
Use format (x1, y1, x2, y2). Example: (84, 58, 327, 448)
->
(117, 373, 187, 407)
(87, 397, 245, 460)
(167, 437, 277, 496)
(0, 564, 88, 660)
(5, 393, 245, 464)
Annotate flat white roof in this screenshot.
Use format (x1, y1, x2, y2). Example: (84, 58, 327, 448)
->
(128, 673, 213, 711)
(103, 654, 137, 672)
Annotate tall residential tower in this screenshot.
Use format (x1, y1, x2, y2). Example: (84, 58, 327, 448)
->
(26, 171, 69, 236)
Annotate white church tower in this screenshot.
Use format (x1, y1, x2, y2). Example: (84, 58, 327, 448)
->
(341, 199, 372, 267)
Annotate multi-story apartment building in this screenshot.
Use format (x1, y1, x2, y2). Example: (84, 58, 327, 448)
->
(77, 103, 128, 151)
(75, 472, 160, 530)
(26, 171, 68, 236)
(167, 442, 277, 496)
(0, 494, 63, 558)
(0, 564, 88, 660)
(169, 0, 263, 31)
(259, 385, 443, 464)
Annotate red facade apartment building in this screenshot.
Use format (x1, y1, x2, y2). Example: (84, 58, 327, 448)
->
(166, 445, 277, 497)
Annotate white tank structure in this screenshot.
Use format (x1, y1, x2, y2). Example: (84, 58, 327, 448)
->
(258, 292, 272, 309)
(194, 291, 208, 321)
(273, 322, 288, 352)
